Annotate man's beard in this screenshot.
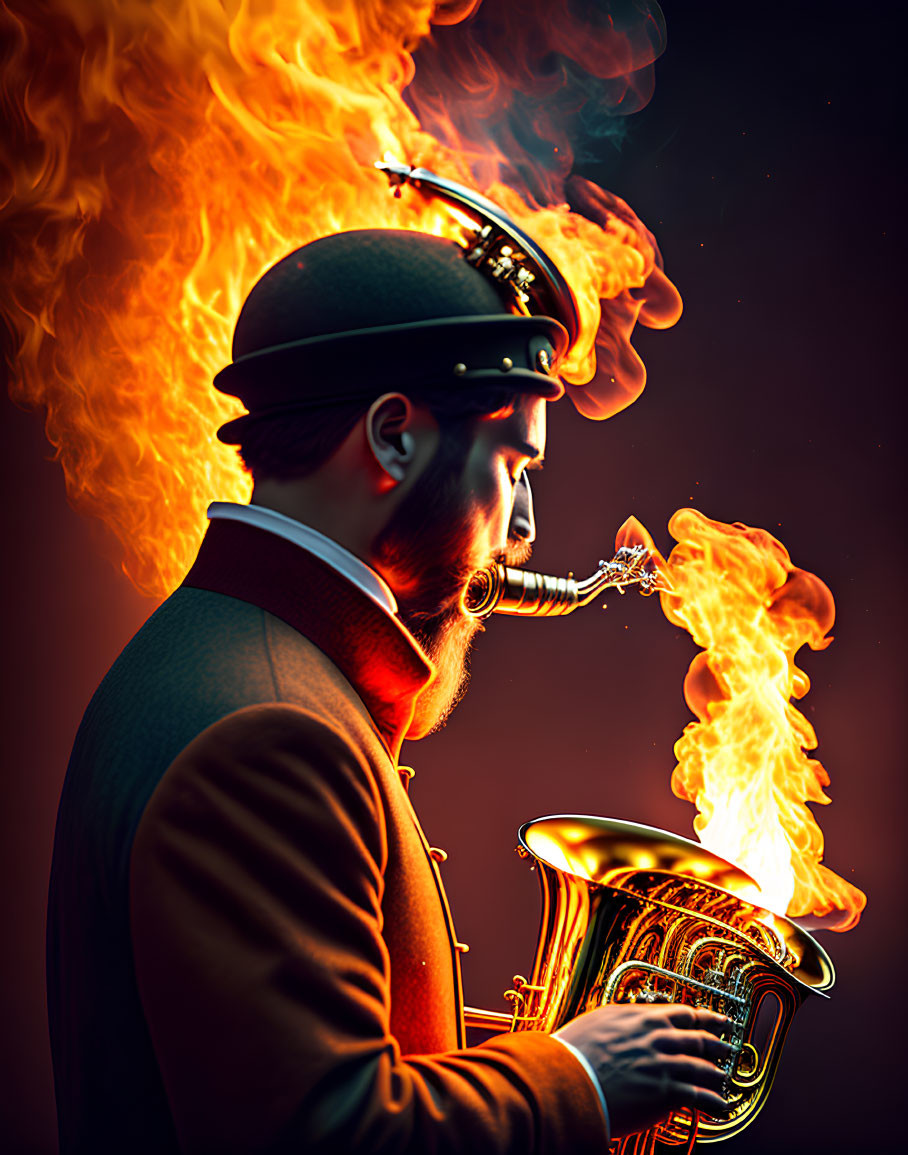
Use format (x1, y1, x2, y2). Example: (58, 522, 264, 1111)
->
(407, 532, 533, 734)
(372, 429, 490, 738)
(403, 608, 482, 738)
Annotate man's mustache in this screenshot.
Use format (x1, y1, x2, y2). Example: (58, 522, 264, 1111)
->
(502, 537, 534, 568)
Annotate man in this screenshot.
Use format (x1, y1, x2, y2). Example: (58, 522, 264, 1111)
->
(47, 227, 732, 1153)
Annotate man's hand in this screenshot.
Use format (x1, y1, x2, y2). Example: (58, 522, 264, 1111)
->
(555, 1003, 734, 1138)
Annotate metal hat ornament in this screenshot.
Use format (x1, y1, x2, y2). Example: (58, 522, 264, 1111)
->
(375, 159, 581, 349)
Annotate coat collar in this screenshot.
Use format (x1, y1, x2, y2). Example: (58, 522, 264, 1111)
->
(181, 518, 435, 758)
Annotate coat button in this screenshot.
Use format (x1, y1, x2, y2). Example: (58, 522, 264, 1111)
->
(428, 846, 448, 863)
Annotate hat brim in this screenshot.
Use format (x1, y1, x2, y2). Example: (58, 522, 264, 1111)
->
(215, 314, 567, 444)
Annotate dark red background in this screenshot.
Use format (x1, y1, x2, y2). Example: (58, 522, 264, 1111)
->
(2, 3, 903, 1151)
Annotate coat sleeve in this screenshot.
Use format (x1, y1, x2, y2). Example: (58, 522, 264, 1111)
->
(129, 703, 608, 1155)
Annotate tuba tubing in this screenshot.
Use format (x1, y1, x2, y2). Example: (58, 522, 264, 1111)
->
(464, 815, 834, 1152)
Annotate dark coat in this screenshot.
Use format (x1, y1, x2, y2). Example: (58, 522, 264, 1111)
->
(47, 518, 607, 1153)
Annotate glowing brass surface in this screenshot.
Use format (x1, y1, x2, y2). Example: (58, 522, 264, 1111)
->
(520, 815, 834, 994)
(465, 544, 666, 618)
(467, 815, 834, 1151)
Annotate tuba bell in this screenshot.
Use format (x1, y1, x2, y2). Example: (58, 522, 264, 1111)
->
(466, 816, 834, 1153)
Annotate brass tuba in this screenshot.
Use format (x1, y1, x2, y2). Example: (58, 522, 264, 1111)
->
(465, 816, 834, 1153)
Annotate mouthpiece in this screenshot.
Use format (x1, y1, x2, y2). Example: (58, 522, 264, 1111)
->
(464, 544, 667, 618)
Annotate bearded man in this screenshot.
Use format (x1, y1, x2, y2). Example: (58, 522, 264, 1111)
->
(47, 227, 732, 1155)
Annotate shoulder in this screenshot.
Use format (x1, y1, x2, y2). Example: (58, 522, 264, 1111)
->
(134, 703, 390, 875)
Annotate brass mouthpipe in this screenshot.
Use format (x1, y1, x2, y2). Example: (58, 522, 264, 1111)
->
(464, 544, 666, 618)
(464, 564, 583, 617)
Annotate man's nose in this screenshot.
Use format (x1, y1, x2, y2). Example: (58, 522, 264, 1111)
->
(509, 473, 536, 543)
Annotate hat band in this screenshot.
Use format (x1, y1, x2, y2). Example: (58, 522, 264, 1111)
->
(215, 314, 567, 443)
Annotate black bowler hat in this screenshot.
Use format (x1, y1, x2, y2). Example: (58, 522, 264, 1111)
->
(214, 228, 569, 444)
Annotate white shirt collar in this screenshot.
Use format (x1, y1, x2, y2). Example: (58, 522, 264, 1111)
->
(207, 502, 398, 616)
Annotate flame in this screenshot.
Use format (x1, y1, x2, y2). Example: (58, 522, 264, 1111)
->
(1, 0, 678, 596)
(651, 508, 865, 930)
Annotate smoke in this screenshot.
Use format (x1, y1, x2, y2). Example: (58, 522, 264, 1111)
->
(407, 0, 666, 200)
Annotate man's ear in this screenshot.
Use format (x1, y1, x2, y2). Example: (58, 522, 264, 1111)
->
(365, 393, 423, 486)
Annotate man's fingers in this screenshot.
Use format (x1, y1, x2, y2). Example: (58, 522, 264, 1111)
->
(660, 1005, 730, 1034)
(652, 1028, 737, 1061)
(563, 1003, 740, 1139)
(681, 1084, 731, 1119)
(659, 1055, 730, 1095)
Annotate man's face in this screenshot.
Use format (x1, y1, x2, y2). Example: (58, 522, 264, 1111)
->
(373, 394, 547, 737)
(458, 396, 545, 571)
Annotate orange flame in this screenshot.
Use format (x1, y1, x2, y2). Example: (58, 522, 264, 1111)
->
(650, 509, 865, 930)
(1, 0, 679, 596)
